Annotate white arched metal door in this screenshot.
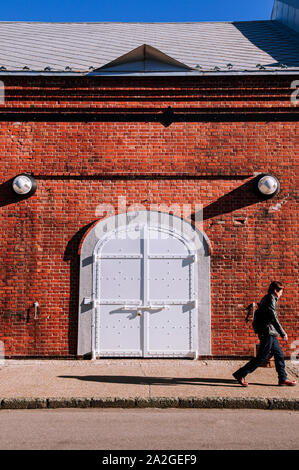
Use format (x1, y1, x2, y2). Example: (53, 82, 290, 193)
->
(94, 222, 198, 358)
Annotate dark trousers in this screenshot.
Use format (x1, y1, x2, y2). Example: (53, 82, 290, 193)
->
(236, 334, 287, 381)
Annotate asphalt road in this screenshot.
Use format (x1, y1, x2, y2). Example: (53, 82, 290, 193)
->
(0, 408, 298, 450)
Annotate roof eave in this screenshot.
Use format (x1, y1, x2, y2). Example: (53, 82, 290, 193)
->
(88, 70, 299, 76)
(0, 70, 298, 77)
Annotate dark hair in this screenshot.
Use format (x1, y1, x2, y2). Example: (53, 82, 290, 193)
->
(268, 281, 284, 294)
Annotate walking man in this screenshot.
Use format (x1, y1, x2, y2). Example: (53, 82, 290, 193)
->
(233, 281, 296, 387)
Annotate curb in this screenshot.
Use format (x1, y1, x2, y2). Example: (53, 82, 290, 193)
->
(0, 397, 298, 410)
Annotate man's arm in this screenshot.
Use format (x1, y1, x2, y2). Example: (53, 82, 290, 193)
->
(267, 295, 287, 338)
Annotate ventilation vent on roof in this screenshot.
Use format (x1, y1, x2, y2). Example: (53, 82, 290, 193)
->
(92, 44, 192, 73)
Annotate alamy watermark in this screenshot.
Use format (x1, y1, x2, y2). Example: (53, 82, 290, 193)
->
(94, 196, 204, 250)
(290, 340, 299, 365)
(0, 340, 5, 367)
(0, 81, 4, 104)
(291, 80, 299, 106)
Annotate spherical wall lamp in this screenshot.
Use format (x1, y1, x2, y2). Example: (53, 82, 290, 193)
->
(255, 174, 280, 199)
(12, 174, 37, 198)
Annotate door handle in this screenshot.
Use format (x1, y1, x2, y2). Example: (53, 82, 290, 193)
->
(123, 305, 170, 311)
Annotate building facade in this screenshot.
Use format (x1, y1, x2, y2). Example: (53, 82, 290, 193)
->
(0, 18, 298, 358)
(272, 0, 299, 32)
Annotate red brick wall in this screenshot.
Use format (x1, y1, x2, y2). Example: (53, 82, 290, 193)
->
(0, 76, 298, 357)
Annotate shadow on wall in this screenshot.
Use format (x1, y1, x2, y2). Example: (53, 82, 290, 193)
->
(233, 20, 299, 67)
(192, 177, 262, 222)
(63, 221, 98, 356)
(0, 177, 26, 207)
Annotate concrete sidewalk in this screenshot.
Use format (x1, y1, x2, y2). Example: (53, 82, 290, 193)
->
(0, 359, 298, 410)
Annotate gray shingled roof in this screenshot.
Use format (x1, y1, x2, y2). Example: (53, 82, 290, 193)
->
(0, 20, 298, 74)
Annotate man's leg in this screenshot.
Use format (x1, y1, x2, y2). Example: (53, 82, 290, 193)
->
(234, 335, 273, 379)
(272, 337, 287, 382)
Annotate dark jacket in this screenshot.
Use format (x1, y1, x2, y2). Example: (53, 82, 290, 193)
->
(253, 293, 286, 338)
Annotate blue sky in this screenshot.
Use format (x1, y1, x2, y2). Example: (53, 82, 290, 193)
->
(0, 0, 274, 22)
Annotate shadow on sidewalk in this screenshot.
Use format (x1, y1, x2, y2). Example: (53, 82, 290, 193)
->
(58, 375, 273, 387)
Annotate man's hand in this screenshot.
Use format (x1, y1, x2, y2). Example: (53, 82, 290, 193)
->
(283, 334, 288, 342)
